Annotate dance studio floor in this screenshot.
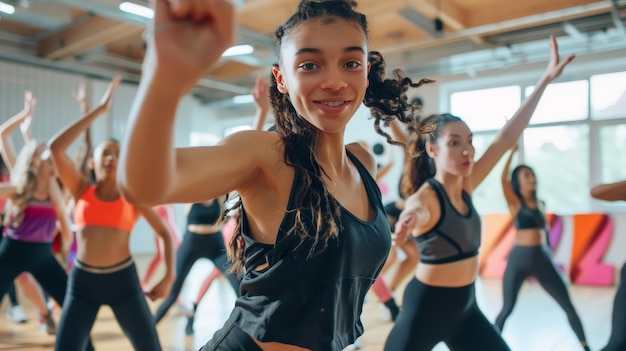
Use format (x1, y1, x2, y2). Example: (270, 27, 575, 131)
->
(0, 255, 616, 351)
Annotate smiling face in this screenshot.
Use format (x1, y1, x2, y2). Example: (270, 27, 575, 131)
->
(91, 140, 120, 182)
(272, 18, 369, 134)
(428, 121, 475, 178)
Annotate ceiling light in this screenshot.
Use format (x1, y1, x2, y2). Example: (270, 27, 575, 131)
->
(119, 2, 154, 19)
(232, 94, 254, 104)
(0, 2, 15, 14)
(222, 44, 254, 57)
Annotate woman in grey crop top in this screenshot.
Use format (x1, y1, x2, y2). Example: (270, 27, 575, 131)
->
(494, 145, 590, 350)
(118, 1, 433, 350)
(385, 36, 575, 351)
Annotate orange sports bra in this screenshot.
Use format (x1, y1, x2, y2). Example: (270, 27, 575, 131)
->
(74, 185, 139, 232)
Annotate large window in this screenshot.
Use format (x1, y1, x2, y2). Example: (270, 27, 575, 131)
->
(524, 80, 588, 124)
(523, 126, 590, 213)
(450, 86, 520, 132)
(591, 71, 626, 120)
(445, 69, 626, 213)
(600, 124, 626, 183)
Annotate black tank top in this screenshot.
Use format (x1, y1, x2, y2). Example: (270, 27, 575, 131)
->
(186, 200, 221, 226)
(416, 178, 481, 264)
(227, 150, 391, 350)
(513, 199, 546, 230)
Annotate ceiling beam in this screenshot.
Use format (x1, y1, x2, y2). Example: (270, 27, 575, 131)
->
(378, 2, 613, 55)
(37, 16, 143, 60)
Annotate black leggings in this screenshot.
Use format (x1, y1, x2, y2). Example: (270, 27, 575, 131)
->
(55, 259, 160, 351)
(154, 231, 240, 323)
(495, 245, 588, 345)
(384, 278, 510, 351)
(200, 318, 263, 351)
(601, 262, 626, 351)
(0, 239, 67, 312)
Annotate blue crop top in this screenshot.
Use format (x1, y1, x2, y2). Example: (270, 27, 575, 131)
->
(513, 199, 546, 230)
(416, 178, 481, 264)
(224, 150, 391, 350)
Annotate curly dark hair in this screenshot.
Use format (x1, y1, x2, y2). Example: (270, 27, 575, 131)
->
(226, 0, 433, 276)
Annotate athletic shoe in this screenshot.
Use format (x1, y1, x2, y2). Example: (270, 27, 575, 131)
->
(38, 309, 56, 335)
(6, 305, 27, 323)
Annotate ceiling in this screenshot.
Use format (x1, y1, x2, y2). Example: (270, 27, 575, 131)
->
(0, 0, 625, 106)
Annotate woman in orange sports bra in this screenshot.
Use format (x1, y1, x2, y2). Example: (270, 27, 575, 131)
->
(49, 77, 175, 351)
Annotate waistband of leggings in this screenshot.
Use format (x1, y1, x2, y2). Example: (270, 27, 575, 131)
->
(74, 257, 134, 274)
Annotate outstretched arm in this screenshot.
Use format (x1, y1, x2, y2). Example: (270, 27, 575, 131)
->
(137, 205, 175, 300)
(119, 0, 265, 205)
(49, 77, 120, 199)
(1, 91, 36, 170)
(251, 76, 270, 131)
(590, 180, 626, 202)
(500, 144, 520, 207)
(470, 36, 575, 191)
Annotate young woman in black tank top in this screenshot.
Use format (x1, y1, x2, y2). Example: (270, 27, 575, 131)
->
(385, 36, 575, 351)
(118, 1, 433, 349)
(495, 145, 590, 350)
(591, 180, 626, 351)
(153, 197, 242, 334)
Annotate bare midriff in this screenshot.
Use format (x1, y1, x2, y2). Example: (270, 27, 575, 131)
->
(415, 256, 479, 287)
(187, 223, 221, 235)
(252, 339, 311, 351)
(514, 228, 545, 246)
(76, 226, 131, 267)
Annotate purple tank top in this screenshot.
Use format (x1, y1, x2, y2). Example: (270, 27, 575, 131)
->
(5, 198, 57, 243)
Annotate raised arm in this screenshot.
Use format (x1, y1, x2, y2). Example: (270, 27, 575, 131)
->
(469, 36, 575, 190)
(1, 91, 36, 170)
(590, 180, 626, 202)
(71, 81, 94, 180)
(136, 205, 175, 300)
(19, 98, 36, 144)
(252, 76, 270, 131)
(500, 144, 521, 208)
(49, 77, 120, 199)
(119, 0, 267, 205)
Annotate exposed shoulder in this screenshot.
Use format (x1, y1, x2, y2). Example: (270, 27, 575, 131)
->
(412, 181, 438, 207)
(346, 142, 376, 177)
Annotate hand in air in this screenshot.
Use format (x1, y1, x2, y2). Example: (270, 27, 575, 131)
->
(252, 76, 270, 111)
(543, 35, 575, 82)
(146, 0, 236, 86)
(98, 76, 122, 112)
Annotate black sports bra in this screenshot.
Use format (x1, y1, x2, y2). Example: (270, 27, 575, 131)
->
(514, 200, 546, 230)
(415, 178, 481, 264)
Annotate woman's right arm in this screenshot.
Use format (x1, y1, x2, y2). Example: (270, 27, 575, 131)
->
(500, 145, 520, 208)
(49, 77, 120, 199)
(1, 91, 36, 170)
(71, 81, 94, 180)
(118, 0, 269, 206)
(590, 180, 626, 202)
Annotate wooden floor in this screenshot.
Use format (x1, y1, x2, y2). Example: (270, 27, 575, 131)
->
(0, 255, 616, 351)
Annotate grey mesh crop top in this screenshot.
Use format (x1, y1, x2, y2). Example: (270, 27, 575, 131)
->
(513, 199, 546, 230)
(416, 178, 481, 264)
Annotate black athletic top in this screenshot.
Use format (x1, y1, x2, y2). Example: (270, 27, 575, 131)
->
(187, 200, 221, 226)
(226, 150, 391, 350)
(416, 178, 481, 264)
(513, 199, 545, 230)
